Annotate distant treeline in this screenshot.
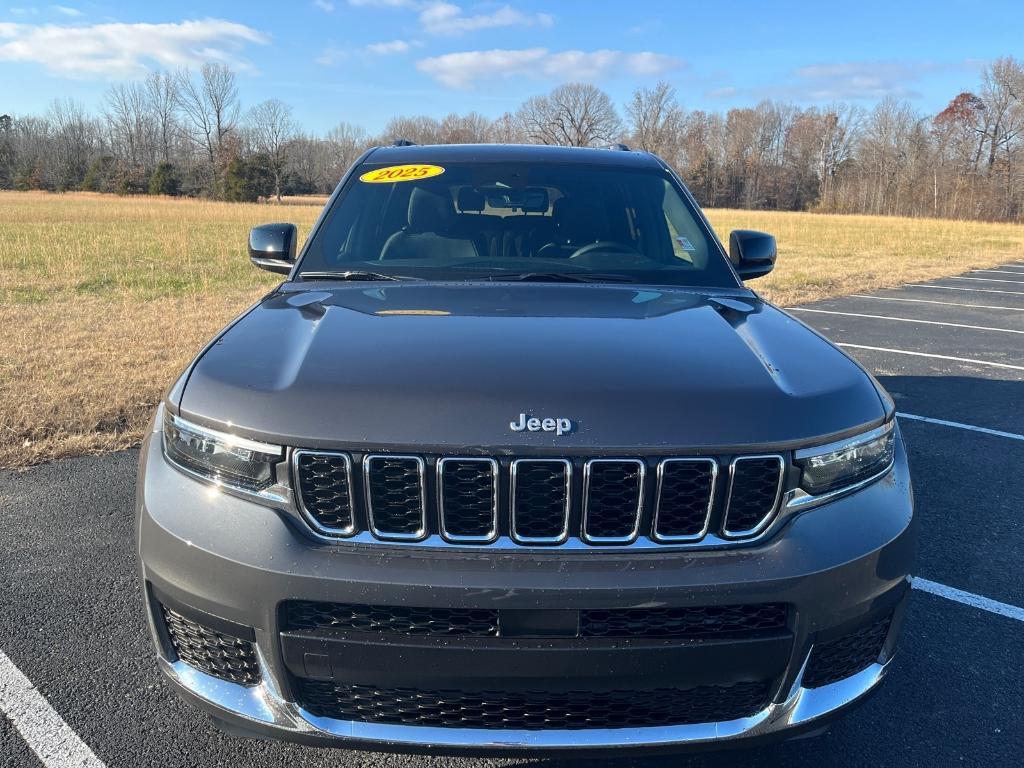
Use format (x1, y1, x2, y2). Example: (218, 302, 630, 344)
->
(1, 57, 1022, 221)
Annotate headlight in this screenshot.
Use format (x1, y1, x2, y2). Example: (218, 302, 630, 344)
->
(162, 410, 283, 493)
(793, 421, 895, 501)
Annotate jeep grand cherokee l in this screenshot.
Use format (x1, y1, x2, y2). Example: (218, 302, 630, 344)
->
(136, 143, 916, 756)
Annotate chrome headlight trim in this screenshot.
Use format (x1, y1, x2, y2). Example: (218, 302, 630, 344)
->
(787, 421, 896, 511)
(161, 410, 288, 503)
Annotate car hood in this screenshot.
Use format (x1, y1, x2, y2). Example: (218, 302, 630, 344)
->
(178, 283, 886, 451)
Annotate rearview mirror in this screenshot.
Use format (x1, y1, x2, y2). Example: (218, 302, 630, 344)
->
(729, 230, 777, 280)
(249, 223, 297, 274)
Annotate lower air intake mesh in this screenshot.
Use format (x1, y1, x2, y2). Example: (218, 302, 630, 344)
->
(161, 605, 259, 686)
(295, 680, 771, 729)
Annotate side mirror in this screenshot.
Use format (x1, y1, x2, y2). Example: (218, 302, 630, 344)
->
(249, 223, 297, 274)
(729, 230, 777, 280)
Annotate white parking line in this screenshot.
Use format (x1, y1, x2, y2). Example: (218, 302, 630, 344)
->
(948, 276, 1024, 285)
(0, 649, 106, 768)
(897, 412, 1024, 442)
(971, 269, 1024, 275)
(836, 344, 1024, 371)
(904, 284, 1024, 296)
(912, 578, 1024, 622)
(851, 294, 1024, 312)
(791, 308, 1024, 334)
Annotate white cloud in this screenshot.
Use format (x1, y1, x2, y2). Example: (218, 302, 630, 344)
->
(50, 5, 81, 16)
(346, 1, 552, 35)
(312, 0, 335, 11)
(0, 18, 268, 78)
(419, 2, 552, 36)
(418, 48, 681, 89)
(316, 44, 347, 66)
(9, 7, 39, 15)
(365, 39, 411, 54)
(346, 0, 417, 6)
(792, 61, 937, 100)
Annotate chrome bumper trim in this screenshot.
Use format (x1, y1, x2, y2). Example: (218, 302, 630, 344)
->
(159, 650, 891, 750)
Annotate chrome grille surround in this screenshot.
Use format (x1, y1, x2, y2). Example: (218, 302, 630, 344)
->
(292, 450, 356, 537)
(510, 458, 572, 545)
(437, 457, 499, 543)
(722, 455, 786, 539)
(581, 459, 646, 544)
(363, 454, 427, 541)
(652, 458, 718, 543)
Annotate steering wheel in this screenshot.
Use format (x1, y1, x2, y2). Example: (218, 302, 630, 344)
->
(568, 240, 642, 260)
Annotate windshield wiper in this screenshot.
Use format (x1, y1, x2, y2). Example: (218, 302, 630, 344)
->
(298, 270, 419, 282)
(488, 271, 638, 284)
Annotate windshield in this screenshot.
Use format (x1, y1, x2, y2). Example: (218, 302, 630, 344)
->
(297, 160, 738, 288)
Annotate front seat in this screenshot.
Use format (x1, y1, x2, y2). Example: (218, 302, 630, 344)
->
(380, 187, 480, 260)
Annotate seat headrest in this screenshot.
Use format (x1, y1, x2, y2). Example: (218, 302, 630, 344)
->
(456, 187, 485, 213)
(552, 198, 607, 244)
(408, 187, 456, 233)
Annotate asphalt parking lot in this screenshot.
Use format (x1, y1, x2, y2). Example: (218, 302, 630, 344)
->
(2, 263, 1023, 767)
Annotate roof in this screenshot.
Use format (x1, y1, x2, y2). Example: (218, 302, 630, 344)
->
(364, 143, 665, 169)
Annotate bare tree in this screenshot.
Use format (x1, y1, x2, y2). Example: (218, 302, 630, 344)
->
(383, 115, 442, 145)
(247, 99, 295, 201)
(516, 83, 621, 147)
(325, 121, 370, 183)
(104, 81, 153, 170)
(439, 112, 491, 144)
(145, 71, 178, 164)
(175, 63, 240, 194)
(816, 103, 862, 208)
(626, 82, 684, 162)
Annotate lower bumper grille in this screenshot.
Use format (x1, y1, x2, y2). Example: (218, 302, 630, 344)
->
(580, 603, 788, 639)
(295, 680, 771, 730)
(284, 601, 500, 637)
(161, 605, 260, 686)
(804, 614, 892, 688)
(282, 600, 787, 640)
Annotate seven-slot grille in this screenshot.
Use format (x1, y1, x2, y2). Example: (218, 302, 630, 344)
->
(292, 452, 787, 547)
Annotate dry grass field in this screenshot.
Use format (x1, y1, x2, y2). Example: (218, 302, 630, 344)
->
(2, 189, 1023, 468)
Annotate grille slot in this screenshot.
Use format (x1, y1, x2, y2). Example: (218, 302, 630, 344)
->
(723, 456, 784, 537)
(582, 460, 644, 543)
(653, 459, 717, 541)
(284, 601, 499, 637)
(294, 451, 354, 535)
(511, 459, 571, 544)
(804, 614, 892, 688)
(438, 458, 498, 542)
(161, 605, 259, 686)
(364, 455, 426, 540)
(581, 603, 788, 639)
(295, 680, 771, 730)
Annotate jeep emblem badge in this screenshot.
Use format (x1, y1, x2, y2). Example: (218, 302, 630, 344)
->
(510, 413, 574, 436)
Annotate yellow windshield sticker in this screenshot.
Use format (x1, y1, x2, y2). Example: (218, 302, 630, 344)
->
(359, 164, 445, 183)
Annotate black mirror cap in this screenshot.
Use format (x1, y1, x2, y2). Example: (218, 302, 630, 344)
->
(249, 223, 297, 275)
(729, 229, 777, 280)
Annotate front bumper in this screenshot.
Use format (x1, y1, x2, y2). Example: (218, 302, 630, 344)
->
(136, 426, 917, 755)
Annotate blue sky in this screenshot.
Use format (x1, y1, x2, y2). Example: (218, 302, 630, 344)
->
(1, 0, 1021, 133)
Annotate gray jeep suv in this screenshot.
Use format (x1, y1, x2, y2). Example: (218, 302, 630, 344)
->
(136, 143, 916, 756)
